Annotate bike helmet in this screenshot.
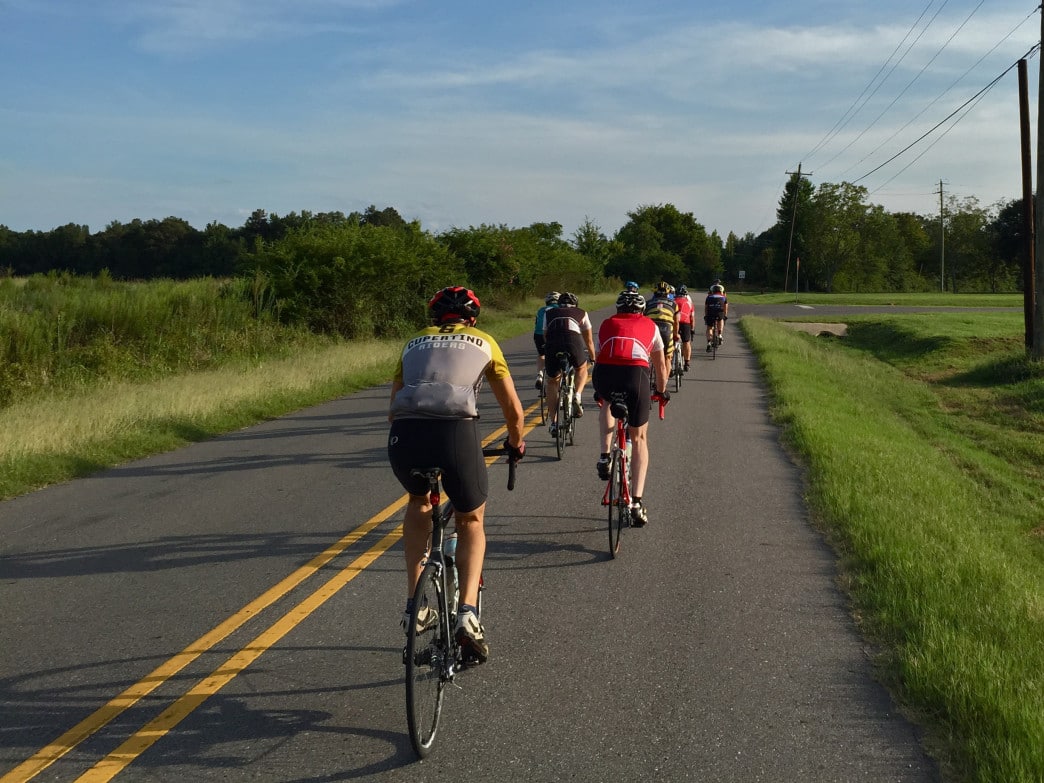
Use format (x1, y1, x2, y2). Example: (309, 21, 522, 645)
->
(545, 291, 560, 306)
(624, 281, 639, 293)
(677, 285, 688, 296)
(616, 290, 646, 313)
(710, 284, 724, 294)
(654, 281, 671, 296)
(428, 286, 481, 324)
(558, 291, 578, 307)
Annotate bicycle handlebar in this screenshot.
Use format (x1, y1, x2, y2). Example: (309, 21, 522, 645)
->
(481, 443, 518, 491)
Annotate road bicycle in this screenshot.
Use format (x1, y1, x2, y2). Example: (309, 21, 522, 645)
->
(671, 345, 683, 392)
(707, 319, 723, 360)
(601, 392, 666, 557)
(538, 374, 547, 425)
(404, 443, 517, 758)
(551, 352, 577, 460)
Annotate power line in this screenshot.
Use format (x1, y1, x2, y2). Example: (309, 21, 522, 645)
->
(814, 0, 954, 172)
(852, 43, 1040, 185)
(802, 0, 939, 163)
(840, 5, 1038, 180)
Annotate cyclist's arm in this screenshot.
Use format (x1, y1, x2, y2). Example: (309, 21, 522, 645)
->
(650, 349, 668, 393)
(489, 375, 526, 448)
(582, 328, 596, 363)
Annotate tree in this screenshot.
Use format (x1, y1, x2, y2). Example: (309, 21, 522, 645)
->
(609, 204, 716, 286)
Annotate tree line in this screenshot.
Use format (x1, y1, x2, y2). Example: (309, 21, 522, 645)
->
(0, 186, 1030, 334)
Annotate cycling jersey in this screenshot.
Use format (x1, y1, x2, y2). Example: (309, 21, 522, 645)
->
(675, 296, 695, 325)
(705, 293, 728, 315)
(534, 304, 557, 334)
(595, 312, 664, 366)
(391, 323, 510, 419)
(544, 305, 592, 337)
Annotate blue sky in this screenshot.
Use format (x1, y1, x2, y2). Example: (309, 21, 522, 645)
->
(1, 1, 1040, 240)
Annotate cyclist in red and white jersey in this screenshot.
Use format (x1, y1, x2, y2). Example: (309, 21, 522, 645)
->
(674, 285, 695, 371)
(592, 290, 669, 526)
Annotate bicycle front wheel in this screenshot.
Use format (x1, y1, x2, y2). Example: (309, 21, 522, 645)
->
(405, 562, 448, 758)
(673, 354, 682, 392)
(608, 453, 624, 557)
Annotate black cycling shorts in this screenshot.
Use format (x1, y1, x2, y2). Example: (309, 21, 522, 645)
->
(388, 418, 488, 512)
(545, 334, 588, 377)
(533, 333, 547, 356)
(592, 363, 652, 427)
(704, 313, 724, 327)
(654, 321, 674, 354)
(679, 323, 693, 343)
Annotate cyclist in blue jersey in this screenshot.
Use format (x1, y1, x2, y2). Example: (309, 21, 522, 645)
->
(533, 291, 559, 390)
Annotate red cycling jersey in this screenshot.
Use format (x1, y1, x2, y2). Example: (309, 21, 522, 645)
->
(595, 312, 664, 367)
(675, 296, 694, 325)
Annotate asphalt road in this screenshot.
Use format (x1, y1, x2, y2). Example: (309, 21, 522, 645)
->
(0, 303, 939, 782)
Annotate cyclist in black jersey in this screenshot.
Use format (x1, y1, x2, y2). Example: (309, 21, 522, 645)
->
(388, 286, 526, 663)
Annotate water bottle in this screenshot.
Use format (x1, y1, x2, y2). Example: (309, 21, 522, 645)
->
(624, 438, 632, 463)
(444, 531, 458, 563)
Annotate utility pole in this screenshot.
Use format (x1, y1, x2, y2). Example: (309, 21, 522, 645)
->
(783, 163, 812, 293)
(1034, 5, 1044, 359)
(1018, 57, 1035, 350)
(938, 179, 946, 293)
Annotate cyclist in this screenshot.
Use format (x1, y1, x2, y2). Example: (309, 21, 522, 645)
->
(543, 291, 596, 436)
(674, 284, 695, 371)
(593, 290, 669, 526)
(644, 282, 680, 377)
(388, 286, 526, 664)
(704, 283, 729, 350)
(533, 291, 559, 390)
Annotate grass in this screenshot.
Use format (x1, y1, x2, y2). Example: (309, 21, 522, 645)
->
(741, 312, 1044, 783)
(0, 292, 619, 500)
(729, 291, 1023, 307)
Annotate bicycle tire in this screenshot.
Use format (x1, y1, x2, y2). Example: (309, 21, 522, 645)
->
(538, 381, 547, 424)
(711, 334, 717, 360)
(608, 452, 624, 557)
(673, 352, 682, 392)
(565, 372, 576, 446)
(405, 561, 448, 758)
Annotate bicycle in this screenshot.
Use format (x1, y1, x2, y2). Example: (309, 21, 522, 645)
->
(538, 375, 547, 425)
(404, 443, 517, 758)
(671, 344, 683, 391)
(552, 352, 576, 460)
(601, 392, 666, 557)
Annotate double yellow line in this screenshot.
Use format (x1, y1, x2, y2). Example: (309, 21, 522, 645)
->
(3, 405, 542, 783)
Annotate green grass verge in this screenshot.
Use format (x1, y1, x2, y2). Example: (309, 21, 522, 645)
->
(741, 313, 1044, 783)
(730, 292, 1023, 307)
(0, 293, 619, 500)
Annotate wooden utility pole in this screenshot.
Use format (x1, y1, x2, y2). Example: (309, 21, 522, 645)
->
(1035, 7, 1044, 359)
(1018, 58, 1035, 350)
(938, 180, 946, 292)
(783, 164, 811, 293)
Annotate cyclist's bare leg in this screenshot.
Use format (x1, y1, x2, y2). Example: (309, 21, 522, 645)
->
(452, 506, 485, 606)
(599, 403, 615, 454)
(546, 373, 561, 424)
(627, 423, 650, 497)
(403, 493, 434, 598)
(575, 362, 589, 398)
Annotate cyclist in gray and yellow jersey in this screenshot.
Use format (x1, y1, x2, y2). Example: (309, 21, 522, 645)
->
(388, 286, 526, 664)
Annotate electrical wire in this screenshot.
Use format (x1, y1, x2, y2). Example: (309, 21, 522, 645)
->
(840, 4, 1038, 180)
(853, 43, 1040, 185)
(802, 0, 940, 163)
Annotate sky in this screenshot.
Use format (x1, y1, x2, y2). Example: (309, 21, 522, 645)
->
(1, 1, 1041, 242)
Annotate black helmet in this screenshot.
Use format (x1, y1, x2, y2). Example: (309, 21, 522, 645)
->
(616, 290, 646, 313)
(677, 285, 688, 296)
(428, 286, 481, 324)
(558, 291, 578, 307)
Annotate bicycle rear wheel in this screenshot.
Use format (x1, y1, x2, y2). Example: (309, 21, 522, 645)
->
(405, 561, 448, 758)
(538, 380, 547, 424)
(673, 352, 682, 391)
(608, 452, 624, 557)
